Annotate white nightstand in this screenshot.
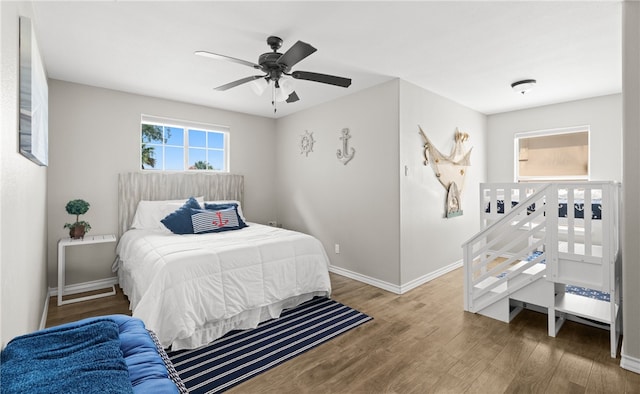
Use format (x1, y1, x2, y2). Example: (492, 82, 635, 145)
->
(57, 234, 117, 306)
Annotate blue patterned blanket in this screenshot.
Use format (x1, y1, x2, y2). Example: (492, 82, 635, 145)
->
(1, 319, 133, 394)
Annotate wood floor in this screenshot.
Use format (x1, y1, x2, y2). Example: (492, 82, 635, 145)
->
(46, 269, 640, 393)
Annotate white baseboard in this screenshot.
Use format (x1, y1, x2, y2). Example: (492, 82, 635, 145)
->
(48, 277, 119, 297)
(329, 265, 402, 294)
(620, 341, 640, 374)
(400, 260, 463, 294)
(329, 260, 463, 295)
(42, 278, 119, 329)
(39, 291, 49, 330)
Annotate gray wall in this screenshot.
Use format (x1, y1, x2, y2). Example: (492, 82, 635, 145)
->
(1, 2, 49, 347)
(47, 80, 277, 288)
(621, 0, 640, 372)
(275, 80, 401, 286)
(486, 94, 622, 183)
(275, 79, 488, 290)
(399, 80, 487, 286)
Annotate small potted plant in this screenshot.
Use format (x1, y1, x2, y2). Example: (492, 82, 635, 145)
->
(63, 199, 91, 239)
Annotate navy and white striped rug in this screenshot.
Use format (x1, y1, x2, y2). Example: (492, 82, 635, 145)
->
(167, 297, 372, 393)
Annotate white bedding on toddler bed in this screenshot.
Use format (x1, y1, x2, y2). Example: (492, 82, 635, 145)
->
(115, 223, 332, 350)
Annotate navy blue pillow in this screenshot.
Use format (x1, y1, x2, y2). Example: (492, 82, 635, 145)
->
(161, 197, 202, 234)
(191, 207, 248, 234)
(204, 202, 248, 228)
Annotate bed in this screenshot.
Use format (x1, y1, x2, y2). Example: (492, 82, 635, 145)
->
(114, 173, 332, 350)
(464, 181, 622, 357)
(0, 314, 186, 393)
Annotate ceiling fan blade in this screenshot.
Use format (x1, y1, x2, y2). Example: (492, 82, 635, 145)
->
(195, 51, 260, 69)
(286, 91, 300, 103)
(276, 41, 317, 70)
(291, 71, 352, 88)
(214, 75, 265, 91)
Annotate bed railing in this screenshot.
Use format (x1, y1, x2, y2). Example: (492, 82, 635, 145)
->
(480, 183, 542, 227)
(470, 182, 620, 311)
(546, 182, 621, 292)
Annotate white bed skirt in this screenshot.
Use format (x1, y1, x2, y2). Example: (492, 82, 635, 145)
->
(118, 267, 328, 350)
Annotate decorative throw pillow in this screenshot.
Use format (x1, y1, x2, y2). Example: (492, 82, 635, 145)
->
(203, 202, 248, 228)
(190, 207, 248, 234)
(160, 197, 203, 234)
(204, 200, 247, 222)
(131, 197, 204, 230)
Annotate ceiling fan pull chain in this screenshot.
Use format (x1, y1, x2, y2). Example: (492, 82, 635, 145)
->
(272, 85, 277, 114)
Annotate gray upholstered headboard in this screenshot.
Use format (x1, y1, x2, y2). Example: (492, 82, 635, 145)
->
(118, 172, 244, 238)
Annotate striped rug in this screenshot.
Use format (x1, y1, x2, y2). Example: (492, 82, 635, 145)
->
(167, 297, 372, 393)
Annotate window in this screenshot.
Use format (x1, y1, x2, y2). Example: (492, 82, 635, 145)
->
(514, 126, 589, 182)
(141, 115, 229, 172)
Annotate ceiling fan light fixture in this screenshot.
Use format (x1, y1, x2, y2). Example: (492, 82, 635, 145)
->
(250, 77, 269, 95)
(279, 78, 295, 96)
(511, 79, 537, 95)
(198, 35, 351, 111)
(274, 82, 289, 103)
(274, 91, 289, 103)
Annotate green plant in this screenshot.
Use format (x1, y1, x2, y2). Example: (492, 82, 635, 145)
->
(190, 160, 214, 170)
(63, 199, 91, 233)
(141, 124, 168, 169)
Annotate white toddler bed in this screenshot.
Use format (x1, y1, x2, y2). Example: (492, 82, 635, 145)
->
(114, 173, 332, 350)
(464, 181, 622, 357)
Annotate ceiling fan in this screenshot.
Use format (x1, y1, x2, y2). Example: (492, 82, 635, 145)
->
(195, 36, 352, 111)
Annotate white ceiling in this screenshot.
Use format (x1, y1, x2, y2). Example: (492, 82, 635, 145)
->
(31, 1, 622, 119)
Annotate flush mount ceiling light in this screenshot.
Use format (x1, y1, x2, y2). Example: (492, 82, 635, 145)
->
(511, 79, 537, 95)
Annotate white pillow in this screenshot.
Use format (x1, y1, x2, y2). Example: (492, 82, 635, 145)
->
(130, 197, 204, 230)
(204, 200, 246, 222)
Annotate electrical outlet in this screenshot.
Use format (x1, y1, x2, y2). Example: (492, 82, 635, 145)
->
(334, 244, 340, 254)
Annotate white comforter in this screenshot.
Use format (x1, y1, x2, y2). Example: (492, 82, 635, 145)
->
(115, 223, 332, 349)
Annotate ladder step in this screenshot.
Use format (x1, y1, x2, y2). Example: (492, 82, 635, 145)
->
(474, 262, 546, 293)
(523, 262, 546, 275)
(474, 276, 507, 294)
(555, 292, 612, 324)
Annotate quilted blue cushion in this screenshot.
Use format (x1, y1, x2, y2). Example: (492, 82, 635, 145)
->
(110, 315, 181, 393)
(27, 315, 182, 394)
(161, 197, 202, 234)
(190, 207, 248, 234)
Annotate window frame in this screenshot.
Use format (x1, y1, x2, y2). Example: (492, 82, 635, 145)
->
(140, 114, 230, 172)
(513, 125, 590, 183)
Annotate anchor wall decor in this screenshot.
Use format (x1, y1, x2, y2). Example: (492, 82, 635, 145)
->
(337, 127, 355, 165)
(419, 125, 472, 218)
